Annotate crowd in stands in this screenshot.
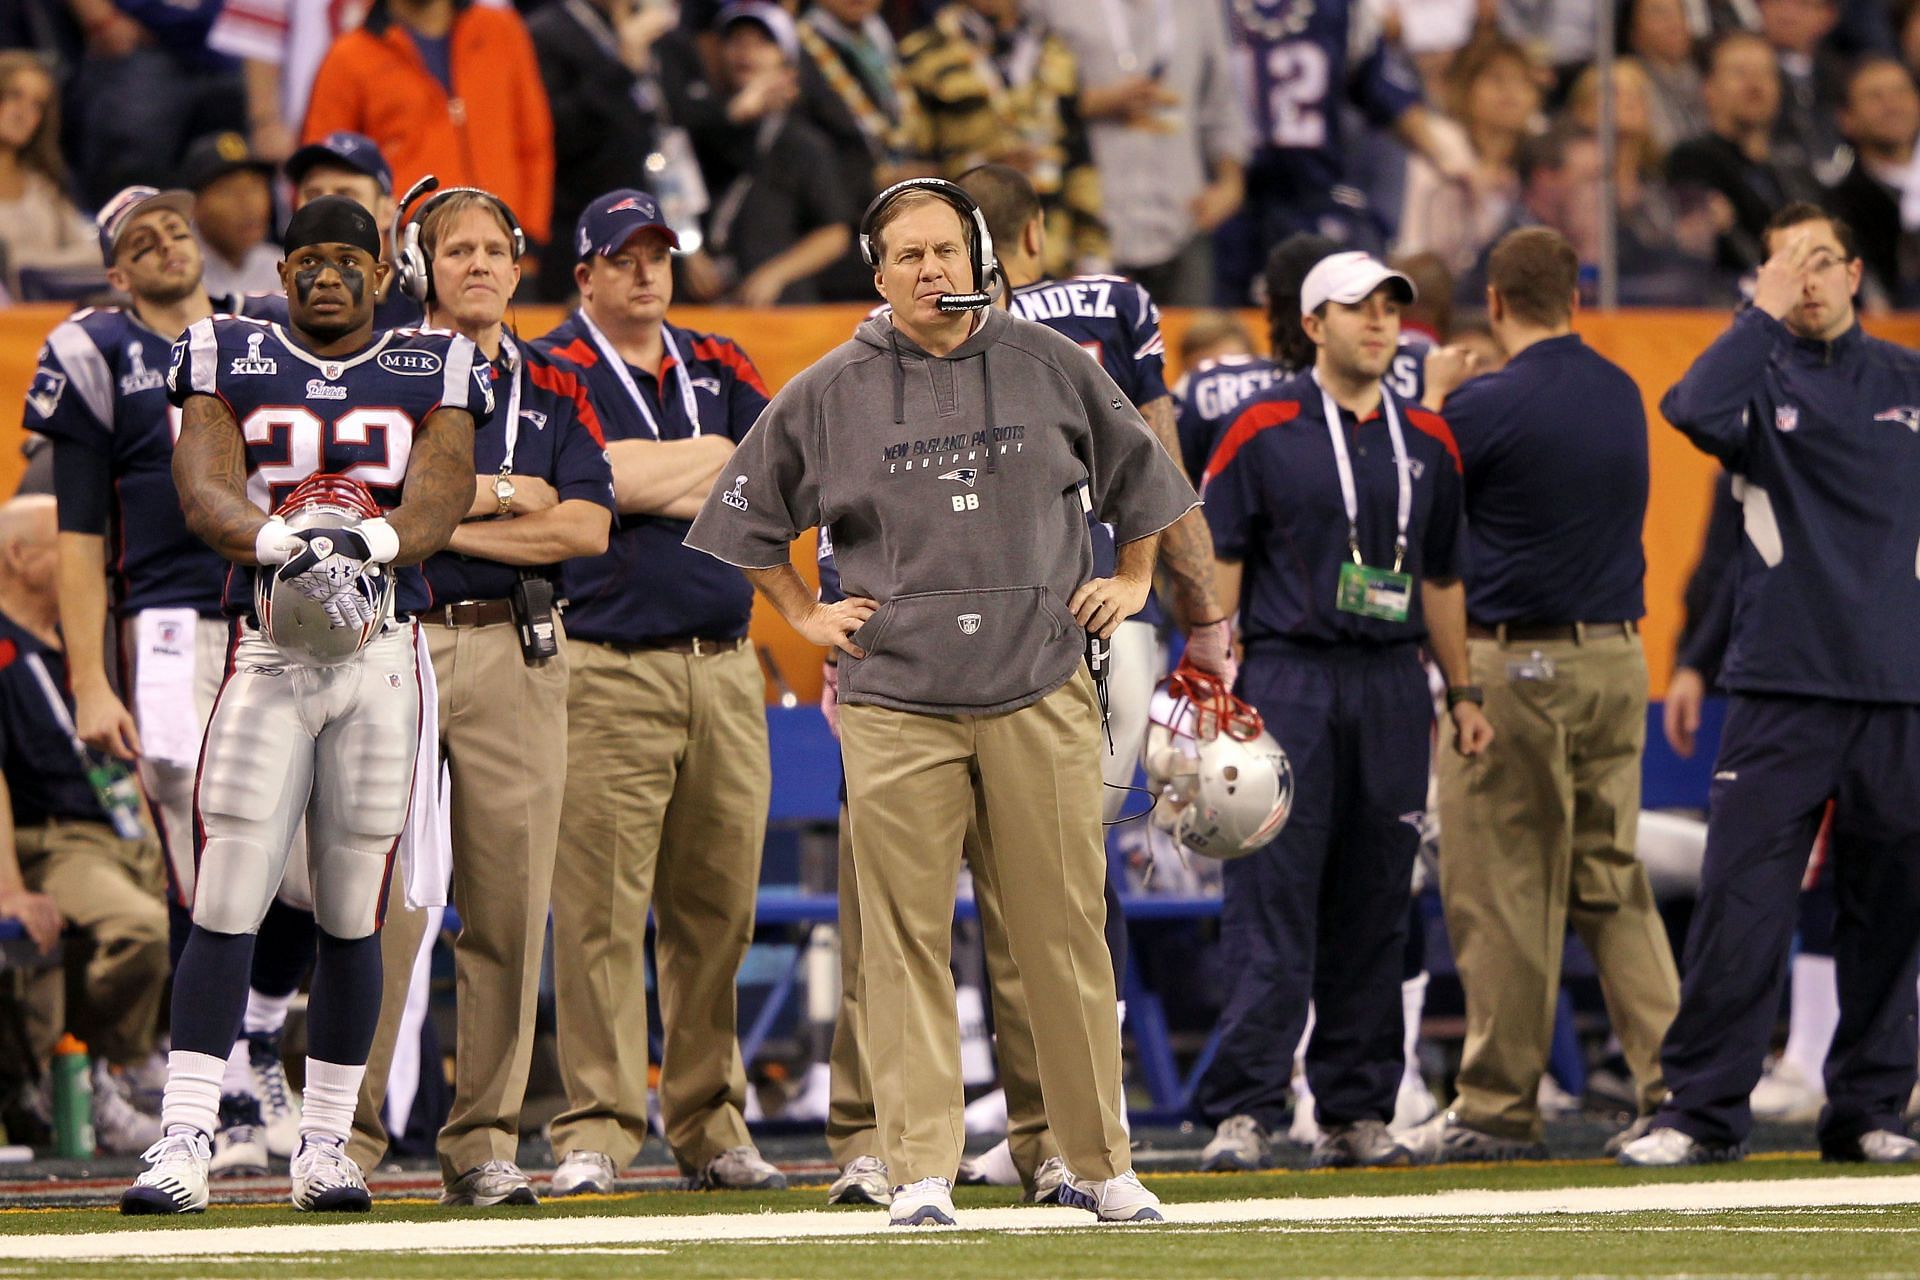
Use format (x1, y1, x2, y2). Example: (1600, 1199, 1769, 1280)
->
(1, 0, 1917, 311)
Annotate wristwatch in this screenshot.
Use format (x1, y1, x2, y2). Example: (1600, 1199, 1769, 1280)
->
(1446, 685, 1485, 709)
(492, 472, 516, 517)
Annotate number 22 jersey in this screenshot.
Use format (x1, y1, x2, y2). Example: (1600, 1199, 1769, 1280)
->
(166, 315, 496, 616)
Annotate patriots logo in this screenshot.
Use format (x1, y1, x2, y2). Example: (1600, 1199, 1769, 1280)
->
(26, 368, 66, 419)
(520, 409, 548, 431)
(939, 468, 978, 487)
(606, 196, 651, 215)
(692, 376, 722, 395)
(1874, 405, 1920, 432)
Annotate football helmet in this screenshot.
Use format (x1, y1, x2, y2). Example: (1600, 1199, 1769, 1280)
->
(1144, 664, 1293, 860)
(255, 474, 394, 667)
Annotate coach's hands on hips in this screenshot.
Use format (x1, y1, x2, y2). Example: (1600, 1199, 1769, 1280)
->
(1450, 701, 1495, 757)
(821, 659, 841, 738)
(804, 596, 878, 659)
(1071, 572, 1150, 640)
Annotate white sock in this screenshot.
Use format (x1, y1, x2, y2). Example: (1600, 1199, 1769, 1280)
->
(969, 1137, 1020, 1186)
(220, 1039, 253, 1097)
(242, 989, 294, 1037)
(160, 1050, 227, 1139)
(299, 1058, 366, 1147)
(1780, 954, 1838, 1085)
(1402, 971, 1430, 1080)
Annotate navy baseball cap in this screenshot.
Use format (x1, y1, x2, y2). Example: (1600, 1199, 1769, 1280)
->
(285, 131, 394, 195)
(179, 131, 274, 193)
(96, 185, 195, 266)
(575, 189, 680, 260)
(717, 1, 799, 61)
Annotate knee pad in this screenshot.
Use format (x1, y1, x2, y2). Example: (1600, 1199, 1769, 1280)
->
(190, 835, 282, 935)
(309, 841, 395, 940)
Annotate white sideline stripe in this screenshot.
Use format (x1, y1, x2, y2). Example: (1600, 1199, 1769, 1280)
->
(13, 1175, 1920, 1261)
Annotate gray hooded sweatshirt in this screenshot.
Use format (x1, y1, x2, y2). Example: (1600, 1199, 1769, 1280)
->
(685, 307, 1198, 716)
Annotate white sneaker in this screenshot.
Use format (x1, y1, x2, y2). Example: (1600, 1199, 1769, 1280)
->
(550, 1149, 616, 1197)
(209, 1094, 269, 1177)
(1058, 1169, 1163, 1223)
(1028, 1154, 1069, 1205)
(827, 1155, 891, 1205)
(695, 1144, 787, 1190)
(245, 1032, 302, 1160)
(1200, 1114, 1272, 1172)
(91, 1063, 162, 1155)
(1616, 1126, 1744, 1167)
(1390, 1073, 1439, 1133)
(1537, 1073, 1583, 1119)
(120, 1131, 212, 1214)
(888, 1176, 957, 1226)
(1750, 1058, 1825, 1124)
(1823, 1129, 1920, 1164)
(290, 1137, 371, 1211)
(441, 1159, 540, 1206)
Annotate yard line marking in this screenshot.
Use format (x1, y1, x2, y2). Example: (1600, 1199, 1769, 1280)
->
(9, 1175, 1920, 1261)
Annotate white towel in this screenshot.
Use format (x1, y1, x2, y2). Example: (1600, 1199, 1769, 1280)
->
(381, 904, 443, 1141)
(132, 609, 202, 767)
(397, 624, 452, 910)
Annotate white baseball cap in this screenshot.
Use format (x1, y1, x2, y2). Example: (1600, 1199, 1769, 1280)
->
(1299, 251, 1417, 317)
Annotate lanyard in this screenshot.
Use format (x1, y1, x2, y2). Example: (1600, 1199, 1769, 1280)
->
(576, 310, 701, 439)
(497, 335, 524, 475)
(1314, 370, 1410, 573)
(1098, 0, 1176, 73)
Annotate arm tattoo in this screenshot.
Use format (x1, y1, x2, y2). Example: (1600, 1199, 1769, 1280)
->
(387, 406, 477, 565)
(1141, 396, 1223, 627)
(173, 394, 269, 563)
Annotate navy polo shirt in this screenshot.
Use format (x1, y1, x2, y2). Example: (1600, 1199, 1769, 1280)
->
(1443, 333, 1648, 626)
(421, 338, 616, 605)
(535, 312, 770, 644)
(1202, 371, 1464, 647)
(0, 614, 110, 828)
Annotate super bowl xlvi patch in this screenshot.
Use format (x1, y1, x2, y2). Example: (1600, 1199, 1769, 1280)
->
(957, 612, 981, 635)
(1874, 405, 1920, 432)
(721, 474, 750, 511)
(25, 368, 66, 418)
(306, 379, 347, 400)
(1775, 404, 1799, 433)
(230, 332, 277, 375)
(118, 344, 165, 395)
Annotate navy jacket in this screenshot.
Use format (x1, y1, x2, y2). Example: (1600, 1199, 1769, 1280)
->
(1661, 308, 1920, 703)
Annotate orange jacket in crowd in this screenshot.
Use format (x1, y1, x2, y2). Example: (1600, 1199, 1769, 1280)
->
(302, 1, 554, 244)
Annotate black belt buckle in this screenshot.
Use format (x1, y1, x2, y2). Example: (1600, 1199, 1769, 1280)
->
(509, 574, 559, 664)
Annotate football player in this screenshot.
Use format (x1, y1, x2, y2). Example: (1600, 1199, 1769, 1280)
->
(120, 195, 491, 1215)
(25, 186, 316, 1172)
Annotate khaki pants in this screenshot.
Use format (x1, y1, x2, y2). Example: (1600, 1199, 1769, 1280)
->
(838, 670, 1126, 1185)
(549, 639, 769, 1173)
(15, 820, 167, 1066)
(348, 618, 569, 1179)
(1437, 629, 1680, 1142)
(824, 810, 1061, 1192)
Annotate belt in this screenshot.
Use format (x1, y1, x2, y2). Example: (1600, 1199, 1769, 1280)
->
(604, 635, 749, 656)
(428, 599, 515, 628)
(1467, 619, 1638, 644)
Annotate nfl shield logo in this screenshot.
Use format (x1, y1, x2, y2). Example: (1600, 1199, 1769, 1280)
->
(1775, 405, 1799, 432)
(957, 613, 982, 635)
(386, 673, 402, 688)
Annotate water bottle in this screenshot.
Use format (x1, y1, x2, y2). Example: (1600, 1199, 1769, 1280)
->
(50, 1035, 93, 1159)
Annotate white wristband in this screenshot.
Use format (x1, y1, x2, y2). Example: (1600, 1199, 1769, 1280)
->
(356, 517, 400, 565)
(253, 517, 301, 565)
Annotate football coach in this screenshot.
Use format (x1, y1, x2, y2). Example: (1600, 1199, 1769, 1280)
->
(686, 178, 1196, 1226)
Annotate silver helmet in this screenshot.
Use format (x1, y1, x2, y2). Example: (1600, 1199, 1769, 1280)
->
(1144, 668, 1293, 860)
(254, 474, 394, 667)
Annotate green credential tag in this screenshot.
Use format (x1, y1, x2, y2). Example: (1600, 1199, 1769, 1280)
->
(1336, 560, 1412, 622)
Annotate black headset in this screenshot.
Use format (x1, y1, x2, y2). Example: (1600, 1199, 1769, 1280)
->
(390, 174, 528, 305)
(858, 177, 999, 312)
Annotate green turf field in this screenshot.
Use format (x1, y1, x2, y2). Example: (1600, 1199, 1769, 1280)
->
(4, 1157, 1918, 1279)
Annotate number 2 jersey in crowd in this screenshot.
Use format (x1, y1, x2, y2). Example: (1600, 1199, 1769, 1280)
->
(165, 315, 496, 616)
